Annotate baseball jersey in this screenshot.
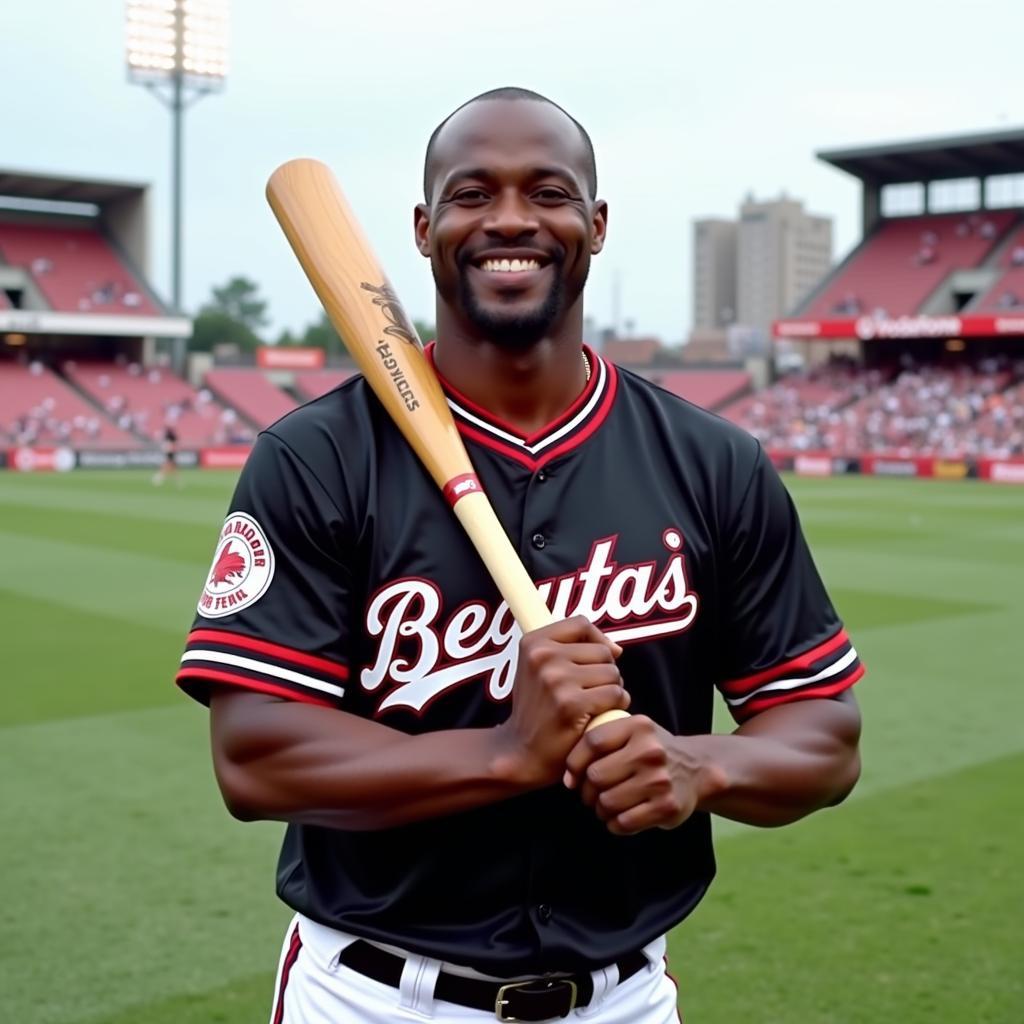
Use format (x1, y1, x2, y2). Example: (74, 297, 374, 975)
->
(177, 347, 863, 976)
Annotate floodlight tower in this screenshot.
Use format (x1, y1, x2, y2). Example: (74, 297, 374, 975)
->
(125, 0, 229, 314)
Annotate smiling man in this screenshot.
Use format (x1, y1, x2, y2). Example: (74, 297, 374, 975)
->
(178, 87, 864, 1023)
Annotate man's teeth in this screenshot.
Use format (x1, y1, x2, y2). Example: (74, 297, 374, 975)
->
(480, 258, 541, 273)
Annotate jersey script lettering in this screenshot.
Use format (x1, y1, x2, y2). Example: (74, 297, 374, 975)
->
(361, 531, 699, 713)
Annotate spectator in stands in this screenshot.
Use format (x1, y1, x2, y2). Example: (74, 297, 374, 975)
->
(1010, 246, 1024, 268)
(92, 281, 119, 305)
(997, 291, 1021, 309)
(832, 293, 861, 316)
(123, 291, 142, 308)
(30, 257, 53, 274)
(980, 221, 997, 240)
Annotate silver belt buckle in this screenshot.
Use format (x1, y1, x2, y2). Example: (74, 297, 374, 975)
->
(494, 978, 578, 1022)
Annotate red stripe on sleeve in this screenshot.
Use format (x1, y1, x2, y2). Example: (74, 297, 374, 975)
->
(720, 628, 850, 697)
(176, 667, 337, 707)
(187, 629, 349, 680)
(732, 664, 865, 722)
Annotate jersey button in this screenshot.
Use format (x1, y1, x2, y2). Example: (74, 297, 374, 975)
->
(531, 533, 547, 550)
(536, 469, 548, 482)
(537, 904, 552, 923)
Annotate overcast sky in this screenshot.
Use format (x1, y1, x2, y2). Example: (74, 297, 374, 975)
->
(3, 0, 1021, 345)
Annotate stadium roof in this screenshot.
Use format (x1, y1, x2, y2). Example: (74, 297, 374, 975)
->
(817, 127, 1024, 185)
(0, 168, 146, 206)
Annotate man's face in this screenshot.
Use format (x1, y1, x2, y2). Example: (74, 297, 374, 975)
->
(416, 100, 606, 349)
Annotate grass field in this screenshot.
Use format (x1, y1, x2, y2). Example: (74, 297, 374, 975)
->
(1, 470, 1021, 1023)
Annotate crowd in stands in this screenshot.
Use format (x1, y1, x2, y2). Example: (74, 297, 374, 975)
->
(65, 357, 255, 447)
(726, 356, 1024, 458)
(4, 354, 1022, 459)
(5, 362, 106, 446)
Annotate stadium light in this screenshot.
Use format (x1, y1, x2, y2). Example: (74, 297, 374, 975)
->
(125, 0, 229, 315)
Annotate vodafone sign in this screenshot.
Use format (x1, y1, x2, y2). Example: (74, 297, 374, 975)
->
(774, 314, 1024, 341)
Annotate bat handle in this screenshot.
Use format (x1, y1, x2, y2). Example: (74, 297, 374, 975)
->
(451, 492, 630, 733)
(586, 708, 630, 731)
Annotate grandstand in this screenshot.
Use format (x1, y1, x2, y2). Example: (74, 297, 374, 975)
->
(737, 127, 1024, 478)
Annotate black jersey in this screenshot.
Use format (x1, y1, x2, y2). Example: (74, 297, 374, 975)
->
(177, 348, 863, 975)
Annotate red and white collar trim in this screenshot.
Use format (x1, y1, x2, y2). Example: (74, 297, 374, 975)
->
(426, 344, 618, 470)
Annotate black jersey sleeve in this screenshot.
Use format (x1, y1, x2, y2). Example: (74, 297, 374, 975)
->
(176, 430, 354, 708)
(716, 447, 863, 723)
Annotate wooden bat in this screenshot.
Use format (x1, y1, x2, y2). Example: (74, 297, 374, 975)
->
(266, 158, 627, 730)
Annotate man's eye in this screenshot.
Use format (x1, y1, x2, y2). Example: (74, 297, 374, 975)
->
(451, 189, 489, 203)
(534, 188, 571, 202)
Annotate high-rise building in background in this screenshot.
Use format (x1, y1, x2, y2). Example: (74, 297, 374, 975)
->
(688, 195, 832, 360)
(693, 219, 737, 329)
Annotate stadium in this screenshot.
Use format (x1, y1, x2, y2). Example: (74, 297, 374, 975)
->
(4, 131, 1024, 482)
(2, 7, 1022, 1024)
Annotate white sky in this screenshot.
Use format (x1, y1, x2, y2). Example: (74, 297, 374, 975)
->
(3, 0, 1020, 345)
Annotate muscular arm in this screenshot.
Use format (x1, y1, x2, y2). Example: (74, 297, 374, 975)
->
(566, 690, 862, 834)
(689, 689, 862, 826)
(210, 616, 629, 831)
(210, 690, 526, 830)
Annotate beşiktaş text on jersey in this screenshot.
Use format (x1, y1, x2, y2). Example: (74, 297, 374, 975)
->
(177, 348, 863, 975)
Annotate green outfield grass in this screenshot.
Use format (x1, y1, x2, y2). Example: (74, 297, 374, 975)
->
(1, 471, 1021, 1023)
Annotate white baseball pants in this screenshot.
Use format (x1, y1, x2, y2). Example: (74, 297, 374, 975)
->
(269, 914, 682, 1023)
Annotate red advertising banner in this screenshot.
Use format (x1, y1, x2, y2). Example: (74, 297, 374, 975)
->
(793, 454, 834, 477)
(10, 446, 76, 472)
(978, 458, 1024, 484)
(773, 314, 1024, 342)
(199, 446, 251, 469)
(256, 346, 326, 370)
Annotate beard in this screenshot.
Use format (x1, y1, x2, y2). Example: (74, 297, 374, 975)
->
(443, 250, 585, 351)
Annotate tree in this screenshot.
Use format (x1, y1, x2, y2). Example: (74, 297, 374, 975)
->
(188, 276, 270, 353)
(206, 276, 269, 332)
(413, 319, 435, 342)
(301, 311, 347, 355)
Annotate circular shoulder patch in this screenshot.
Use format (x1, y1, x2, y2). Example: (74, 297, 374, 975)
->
(198, 512, 275, 619)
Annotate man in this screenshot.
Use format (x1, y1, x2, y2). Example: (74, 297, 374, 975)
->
(178, 88, 863, 1023)
(152, 423, 179, 486)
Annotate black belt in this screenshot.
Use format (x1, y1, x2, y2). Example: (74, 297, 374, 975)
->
(338, 939, 648, 1022)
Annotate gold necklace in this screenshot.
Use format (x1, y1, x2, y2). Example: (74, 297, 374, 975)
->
(583, 350, 592, 383)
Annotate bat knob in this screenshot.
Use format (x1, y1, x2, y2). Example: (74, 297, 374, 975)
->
(585, 709, 631, 732)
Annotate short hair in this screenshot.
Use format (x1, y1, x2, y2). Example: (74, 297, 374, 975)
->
(423, 87, 597, 202)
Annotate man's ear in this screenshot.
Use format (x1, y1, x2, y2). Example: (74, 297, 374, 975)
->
(590, 200, 608, 255)
(414, 204, 431, 257)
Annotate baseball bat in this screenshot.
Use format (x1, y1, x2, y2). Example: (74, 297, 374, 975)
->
(266, 158, 627, 730)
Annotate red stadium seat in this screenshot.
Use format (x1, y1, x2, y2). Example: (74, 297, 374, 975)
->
(804, 212, 1017, 320)
(0, 362, 138, 447)
(205, 368, 298, 430)
(0, 222, 159, 315)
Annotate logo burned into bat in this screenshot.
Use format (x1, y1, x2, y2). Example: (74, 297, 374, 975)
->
(360, 281, 420, 347)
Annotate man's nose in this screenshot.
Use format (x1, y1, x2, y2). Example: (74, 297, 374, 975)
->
(483, 189, 539, 236)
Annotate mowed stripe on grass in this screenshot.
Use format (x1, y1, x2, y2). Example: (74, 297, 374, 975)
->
(0, 471, 1021, 1024)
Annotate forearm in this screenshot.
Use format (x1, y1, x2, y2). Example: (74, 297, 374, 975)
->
(211, 693, 533, 830)
(689, 694, 862, 827)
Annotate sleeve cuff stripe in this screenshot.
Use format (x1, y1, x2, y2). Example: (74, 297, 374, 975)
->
(733, 665, 864, 720)
(180, 650, 346, 699)
(187, 629, 349, 681)
(721, 628, 850, 695)
(725, 647, 860, 707)
(176, 668, 336, 707)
